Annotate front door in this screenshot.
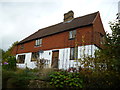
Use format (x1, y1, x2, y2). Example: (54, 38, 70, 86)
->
(51, 50, 59, 68)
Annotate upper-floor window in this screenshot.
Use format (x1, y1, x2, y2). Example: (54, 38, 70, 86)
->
(70, 47, 78, 60)
(100, 33, 105, 44)
(35, 39, 42, 47)
(20, 44, 24, 49)
(69, 30, 76, 39)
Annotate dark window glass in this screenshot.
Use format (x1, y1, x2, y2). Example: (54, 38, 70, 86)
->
(17, 55, 25, 63)
(31, 52, 39, 61)
(70, 47, 78, 60)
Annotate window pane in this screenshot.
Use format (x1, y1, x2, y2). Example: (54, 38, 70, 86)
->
(70, 47, 74, 60)
(17, 55, 25, 63)
(31, 52, 39, 61)
(70, 47, 78, 60)
(40, 39, 42, 45)
(35, 40, 37, 46)
(35, 39, 42, 47)
(69, 31, 73, 39)
(74, 47, 78, 60)
(69, 30, 76, 39)
(73, 30, 76, 38)
(37, 39, 40, 46)
(37, 39, 39, 46)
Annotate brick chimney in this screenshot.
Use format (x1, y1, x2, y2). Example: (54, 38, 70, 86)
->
(64, 10, 74, 22)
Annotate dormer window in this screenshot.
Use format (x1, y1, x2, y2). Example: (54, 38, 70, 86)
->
(35, 39, 42, 47)
(69, 30, 76, 39)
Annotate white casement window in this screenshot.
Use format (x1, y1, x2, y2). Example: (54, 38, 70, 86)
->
(17, 55, 25, 63)
(70, 47, 78, 60)
(69, 30, 76, 39)
(35, 39, 42, 47)
(31, 52, 39, 61)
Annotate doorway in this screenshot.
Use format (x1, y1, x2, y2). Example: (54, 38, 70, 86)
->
(51, 50, 59, 68)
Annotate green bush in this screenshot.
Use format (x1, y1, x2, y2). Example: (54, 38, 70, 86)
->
(49, 71, 83, 88)
(38, 68, 55, 81)
(80, 70, 120, 88)
(2, 69, 15, 88)
(28, 80, 53, 88)
(8, 56, 16, 70)
(2, 56, 16, 70)
(2, 68, 39, 88)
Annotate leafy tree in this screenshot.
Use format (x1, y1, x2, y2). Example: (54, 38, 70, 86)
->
(2, 41, 18, 61)
(2, 41, 18, 70)
(95, 19, 120, 72)
(107, 20, 120, 71)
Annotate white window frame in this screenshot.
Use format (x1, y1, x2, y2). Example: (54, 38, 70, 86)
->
(35, 39, 42, 47)
(69, 30, 76, 39)
(17, 55, 25, 63)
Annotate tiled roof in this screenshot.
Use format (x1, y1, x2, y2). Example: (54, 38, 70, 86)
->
(18, 11, 99, 44)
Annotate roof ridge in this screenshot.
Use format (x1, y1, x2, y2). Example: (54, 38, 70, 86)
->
(36, 11, 99, 32)
(74, 11, 99, 20)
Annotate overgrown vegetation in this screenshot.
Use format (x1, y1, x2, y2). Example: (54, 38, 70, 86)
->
(2, 68, 39, 88)
(49, 71, 83, 88)
(2, 56, 16, 70)
(97, 20, 120, 72)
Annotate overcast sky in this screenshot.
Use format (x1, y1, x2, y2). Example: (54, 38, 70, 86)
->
(0, 0, 119, 51)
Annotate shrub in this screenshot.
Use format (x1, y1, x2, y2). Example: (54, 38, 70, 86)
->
(28, 80, 53, 88)
(49, 71, 83, 88)
(38, 68, 55, 81)
(27, 68, 55, 88)
(2, 56, 16, 70)
(8, 56, 16, 70)
(2, 69, 15, 88)
(79, 70, 120, 88)
(2, 68, 39, 88)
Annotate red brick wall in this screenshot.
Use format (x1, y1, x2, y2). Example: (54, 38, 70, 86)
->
(93, 12, 106, 48)
(11, 46, 18, 56)
(11, 13, 105, 55)
(13, 26, 93, 54)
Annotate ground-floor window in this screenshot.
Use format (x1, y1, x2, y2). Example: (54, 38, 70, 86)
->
(31, 52, 39, 61)
(70, 47, 78, 60)
(17, 55, 25, 63)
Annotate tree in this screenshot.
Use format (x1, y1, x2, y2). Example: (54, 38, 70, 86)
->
(107, 19, 120, 71)
(2, 41, 18, 61)
(94, 19, 120, 72)
(2, 41, 18, 70)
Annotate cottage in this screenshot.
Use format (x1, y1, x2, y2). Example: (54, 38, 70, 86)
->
(12, 11, 105, 70)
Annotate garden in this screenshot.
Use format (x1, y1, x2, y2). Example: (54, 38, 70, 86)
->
(2, 56, 120, 89)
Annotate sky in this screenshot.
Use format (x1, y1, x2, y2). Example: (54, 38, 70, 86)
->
(0, 0, 119, 51)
